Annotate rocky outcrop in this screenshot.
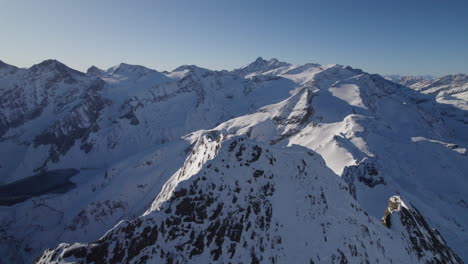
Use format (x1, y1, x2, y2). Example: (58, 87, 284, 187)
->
(381, 196, 404, 228)
(234, 57, 290, 76)
(342, 158, 385, 199)
(381, 196, 462, 263)
(33, 79, 109, 165)
(0, 60, 106, 141)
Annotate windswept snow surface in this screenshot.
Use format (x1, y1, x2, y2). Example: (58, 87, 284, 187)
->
(0, 58, 467, 263)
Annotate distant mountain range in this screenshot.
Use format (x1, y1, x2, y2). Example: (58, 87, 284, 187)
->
(0, 57, 467, 263)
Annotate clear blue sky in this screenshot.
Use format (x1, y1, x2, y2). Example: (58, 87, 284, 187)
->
(1, 0, 467, 76)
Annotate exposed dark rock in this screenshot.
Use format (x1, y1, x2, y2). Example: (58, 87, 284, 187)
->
(381, 196, 462, 263)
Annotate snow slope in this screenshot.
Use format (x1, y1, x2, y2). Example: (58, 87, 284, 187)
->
(37, 137, 462, 263)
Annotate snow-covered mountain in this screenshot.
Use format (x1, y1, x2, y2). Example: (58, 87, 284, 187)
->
(234, 57, 291, 77)
(0, 58, 467, 263)
(389, 74, 468, 112)
(0, 59, 295, 183)
(37, 137, 462, 263)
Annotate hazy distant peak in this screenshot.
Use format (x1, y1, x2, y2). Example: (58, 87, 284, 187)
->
(107, 63, 153, 75)
(86, 65, 104, 76)
(173, 64, 207, 72)
(34, 59, 67, 69)
(235, 57, 291, 76)
(29, 59, 85, 77)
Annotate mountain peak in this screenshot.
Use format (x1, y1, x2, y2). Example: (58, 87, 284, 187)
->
(107, 63, 155, 75)
(172, 64, 210, 74)
(250, 57, 281, 66)
(36, 59, 64, 68)
(253, 56, 267, 63)
(235, 57, 290, 76)
(30, 59, 85, 77)
(101, 63, 172, 84)
(86, 65, 104, 76)
(269, 57, 279, 63)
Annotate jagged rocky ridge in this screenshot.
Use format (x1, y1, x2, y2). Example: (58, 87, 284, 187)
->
(37, 137, 462, 263)
(0, 58, 467, 263)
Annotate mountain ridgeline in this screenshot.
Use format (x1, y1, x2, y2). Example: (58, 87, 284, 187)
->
(0, 58, 466, 263)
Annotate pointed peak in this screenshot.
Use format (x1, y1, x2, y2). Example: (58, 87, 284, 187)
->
(250, 57, 283, 66)
(269, 58, 279, 63)
(235, 57, 290, 76)
(32, 59, 73, 72)
(254, 56, 267, 63)
(36, 59, 64, 68)
(30, 59, 84, 76)
(86, 65, 104, 76)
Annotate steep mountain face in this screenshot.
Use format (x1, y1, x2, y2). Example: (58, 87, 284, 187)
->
(0, 60, 108, 177)
(36, 137, 462, 264)
(0, 58, 466, 263)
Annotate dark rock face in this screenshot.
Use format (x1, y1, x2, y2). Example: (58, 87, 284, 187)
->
(342, 158, 385, 199)
(86, 66, 104, 76)
(399, 206, 463, 263)
(0, 65, 112, 177)
(381, 196, 462, 264)
(33, 80, 109, 166)
(0, 61, 107, 149)
(234, 57, 291, 76)
(119, 99, 143, 125)
(36, 139, 282, 264)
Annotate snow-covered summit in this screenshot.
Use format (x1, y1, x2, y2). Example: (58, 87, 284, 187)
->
(234, 57, 291, 76)
(165, 64, 212, 80)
